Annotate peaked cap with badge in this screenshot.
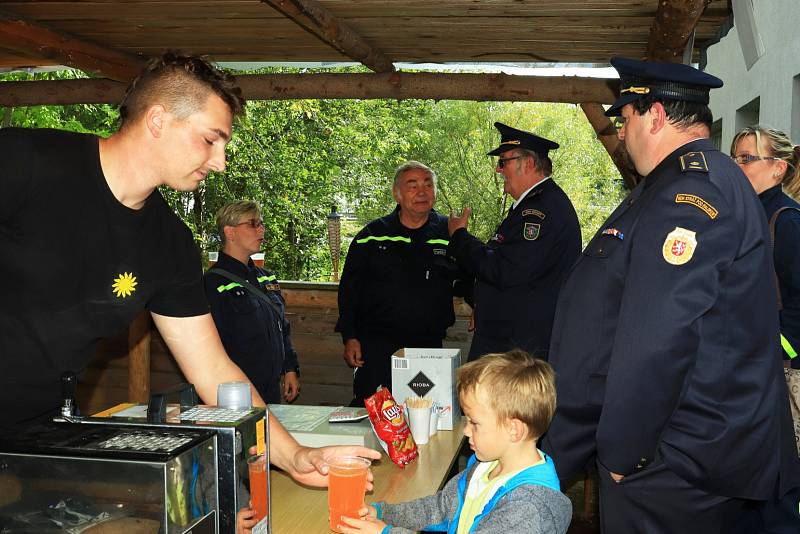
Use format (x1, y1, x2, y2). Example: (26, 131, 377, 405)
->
(605, 56, 723, 117)
(487, 122, 559, 157)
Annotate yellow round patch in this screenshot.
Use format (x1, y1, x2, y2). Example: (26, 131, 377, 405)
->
(662, 227, 697, 265)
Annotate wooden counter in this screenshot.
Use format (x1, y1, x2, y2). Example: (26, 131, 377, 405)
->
(271, 418, 466, 533)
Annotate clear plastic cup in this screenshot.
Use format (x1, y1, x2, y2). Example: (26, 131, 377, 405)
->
(217, 381, 252, 409)
(328, 456, 371, 533)
(247, 453, 269, 522)
(429, 405, 440, 437)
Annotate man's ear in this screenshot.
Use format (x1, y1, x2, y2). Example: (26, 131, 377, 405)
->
(392, 187, 400, 203)
(649, 101, 668, 135)
(145, 105, 167, 138)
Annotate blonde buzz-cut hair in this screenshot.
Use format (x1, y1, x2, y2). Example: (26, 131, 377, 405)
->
(216, 200, 261, 246)
(457, 350, 556, 440)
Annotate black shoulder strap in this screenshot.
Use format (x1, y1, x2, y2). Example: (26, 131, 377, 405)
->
(209, 267, 282, 317)
(768, 206, 800, 310)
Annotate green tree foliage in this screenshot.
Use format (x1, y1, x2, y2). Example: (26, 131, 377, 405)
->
(1, 69, 625, 280)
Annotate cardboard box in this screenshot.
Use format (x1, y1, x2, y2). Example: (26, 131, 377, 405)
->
(391, 348, 461, 430)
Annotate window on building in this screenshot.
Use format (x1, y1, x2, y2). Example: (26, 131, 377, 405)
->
(736, 97, 760, 133)
(710, 119, 723, 151)
(792, 74, 800, 142)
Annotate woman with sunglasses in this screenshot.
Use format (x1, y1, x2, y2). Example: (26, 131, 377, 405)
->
(731, 125, 800, 531)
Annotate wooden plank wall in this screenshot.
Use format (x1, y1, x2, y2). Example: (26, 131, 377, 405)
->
(77, 282, 472, 415)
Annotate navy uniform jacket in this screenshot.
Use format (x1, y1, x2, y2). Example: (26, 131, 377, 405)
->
(448, 178, 581, 359)
(542, 139, 800, 499)
(336, 207, 467, 344)
(204, 252, 299, 404)
(760, 184, 800, 368)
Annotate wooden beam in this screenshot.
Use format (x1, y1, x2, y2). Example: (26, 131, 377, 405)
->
(580, 103, 640, 189)
(0, 72, 619, 107)
(261, 0, 395, 73)
(645, 0, 710, 63)
(0, 10, 145, 81)
(128, 311, 152, 404)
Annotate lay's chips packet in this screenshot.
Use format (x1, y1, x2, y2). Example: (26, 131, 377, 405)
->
(364, 387, 418, 467)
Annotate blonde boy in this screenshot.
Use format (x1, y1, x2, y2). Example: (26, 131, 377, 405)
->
(339, 350, 572, 534)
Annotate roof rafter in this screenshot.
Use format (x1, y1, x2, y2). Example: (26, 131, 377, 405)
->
(646, 0, 710, 63)
(261, 0, 396, 73)
(0, 9, 145, 82)
(0, 72, 617, 107)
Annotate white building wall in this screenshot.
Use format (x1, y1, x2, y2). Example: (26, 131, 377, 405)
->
(705, 0, 800, 151)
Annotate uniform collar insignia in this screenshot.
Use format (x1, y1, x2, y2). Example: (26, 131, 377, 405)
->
(679, 151, 709, 173)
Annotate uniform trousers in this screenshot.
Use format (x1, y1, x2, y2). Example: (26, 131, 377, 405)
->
(350, 335, 442, 406)
(597, 457, 748, 534)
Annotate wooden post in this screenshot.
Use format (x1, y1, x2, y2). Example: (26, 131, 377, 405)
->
(127, 311, 151, 403)
(580, 102, 641, 190)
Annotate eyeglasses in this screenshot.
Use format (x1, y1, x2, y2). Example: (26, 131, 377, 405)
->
(731, 154, 782, 165)
(235, 218, 264, 229)
(497, 156, 524, 169)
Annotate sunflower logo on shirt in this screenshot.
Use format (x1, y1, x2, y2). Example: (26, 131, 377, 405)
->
(112, 272, 138, 298)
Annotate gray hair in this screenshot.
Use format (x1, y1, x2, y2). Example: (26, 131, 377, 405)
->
(392, 160, 437, 190)
(513, 148, 548, 175)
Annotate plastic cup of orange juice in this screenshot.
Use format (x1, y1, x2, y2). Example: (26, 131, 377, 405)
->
(328, 456, 371, 532)
(247, 453, 269, 523)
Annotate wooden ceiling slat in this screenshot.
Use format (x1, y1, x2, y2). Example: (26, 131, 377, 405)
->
(2, 1, 727, 20)
(0, 1, 731, 73)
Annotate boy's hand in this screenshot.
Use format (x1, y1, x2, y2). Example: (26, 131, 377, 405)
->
(236, 502, 258, 534)
(358, 504, 378, 520)
(338, 515, 387, 534)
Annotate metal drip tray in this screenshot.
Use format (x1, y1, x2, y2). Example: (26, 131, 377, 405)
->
(94, 430, 196, 453)
(178, 406, 253, 423)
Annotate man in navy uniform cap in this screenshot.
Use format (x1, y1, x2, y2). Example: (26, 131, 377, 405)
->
(542, 57, 800, 532)
(447, 123, 580, 361)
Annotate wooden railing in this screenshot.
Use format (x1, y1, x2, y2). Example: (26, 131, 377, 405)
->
(77, 282, 472, 415)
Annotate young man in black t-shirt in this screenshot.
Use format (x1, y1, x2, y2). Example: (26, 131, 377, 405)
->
(0, 53, 378, 488)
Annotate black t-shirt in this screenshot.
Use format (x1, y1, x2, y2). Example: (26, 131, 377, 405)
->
(0, 128, 208, 427)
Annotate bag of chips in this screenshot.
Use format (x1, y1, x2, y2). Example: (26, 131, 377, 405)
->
(364, 387, 418, 468)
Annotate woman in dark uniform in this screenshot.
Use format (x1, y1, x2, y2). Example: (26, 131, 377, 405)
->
(731, 125, 800, 532)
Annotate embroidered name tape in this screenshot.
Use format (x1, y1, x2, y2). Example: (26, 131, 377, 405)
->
(675, 193, 718, 219)
(521, 208, 546, 219)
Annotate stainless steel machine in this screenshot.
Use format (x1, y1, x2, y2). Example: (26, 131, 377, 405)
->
(84, 400, 270, 534)
(0, 422, 218, 533)
(0, 379, 271, 534)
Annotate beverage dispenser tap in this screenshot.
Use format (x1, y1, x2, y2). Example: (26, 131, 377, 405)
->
(57, 371, 81, 422)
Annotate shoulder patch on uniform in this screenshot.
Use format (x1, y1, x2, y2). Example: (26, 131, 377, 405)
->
(521, 208, 546, 219)
(662, 227, 697, 265)
(675, 193, 718, 220)
(678, 152, 709, 173)
(523, 222, 540, 241)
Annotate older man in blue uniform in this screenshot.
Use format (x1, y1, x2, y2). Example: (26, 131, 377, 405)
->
(447, 124, 581, 361)
(541, 57, 800, 533)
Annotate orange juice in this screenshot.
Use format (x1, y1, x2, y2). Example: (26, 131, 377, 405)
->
(327, 456, 371, 532)
(248, 453, 269, 522)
